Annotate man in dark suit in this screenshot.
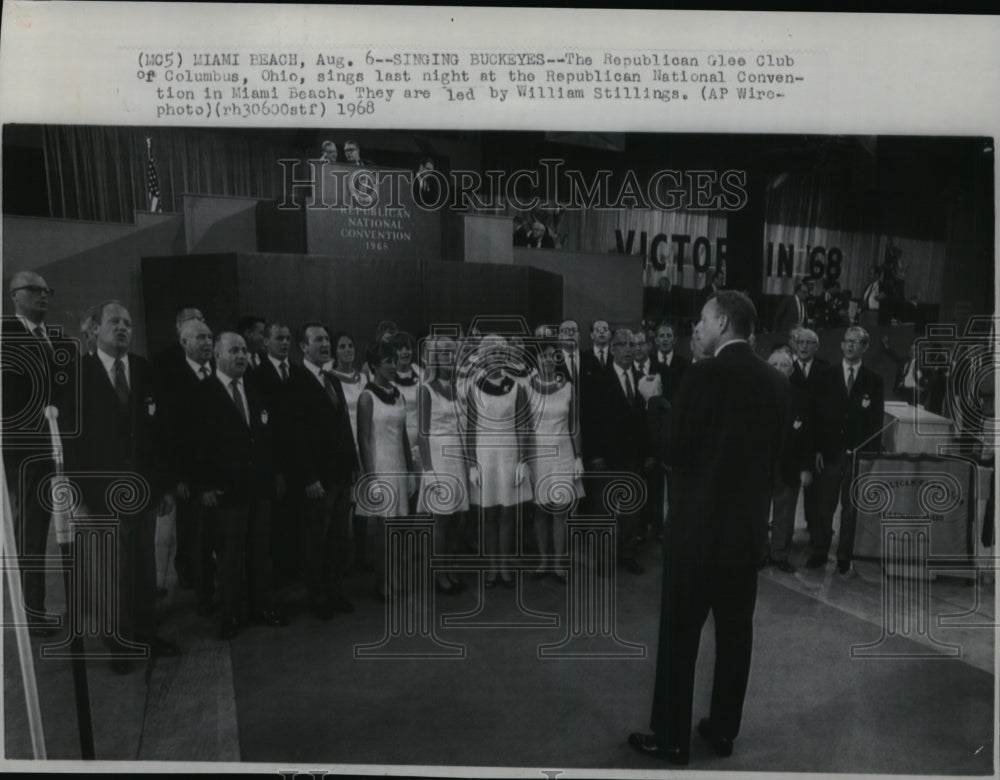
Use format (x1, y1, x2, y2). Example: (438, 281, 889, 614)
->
(771, 281, 810, 335)
(584, 328, 647, 574)
(2, 270, 75, 636)
(809, 326, 884, 576)
(157, 318, 215, 609)
(195, 332, 287, 639)
(765, 350, 813, 573)
(557, 319, 581, 385)
(66, 301, 179, 673)
(288, 322, 359, 619)
(789, 328, 828, 546)
(650, 321, 688, 402)
(255, 322, 297, 587)
(629, 290, 790, 764)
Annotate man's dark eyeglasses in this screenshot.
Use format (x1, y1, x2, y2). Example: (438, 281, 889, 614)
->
(11, 285, 55, 296)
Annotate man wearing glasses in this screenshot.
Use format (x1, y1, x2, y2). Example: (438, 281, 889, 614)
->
(2, 271, 64, 635)
(809, 326, 884, 577)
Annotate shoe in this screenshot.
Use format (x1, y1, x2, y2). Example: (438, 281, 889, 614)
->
(330, 596, 355, 614)
(27, 614, 60, 637)
(499, 574, 515, 589)
(147, 635, 181, 658)
(110, 658, 137, 675)
(627, 732, 689, 765)
(837, 562, 858, 580)
(448, 574, 468, 592)
(251, 608, 289, 627)
(435, 579, 459, 594)
(805, 553, 828, 569)
(697, 718, 734, 758)
(309, 602, 336, 620)
(197, 602, 215, 618)
(550, 571, 568, 584)
(484, 574, 498, 589)
(531, 568, 548, 580)
(219, 618, 240, 640)
(771, 558, 796, 574)
(620, 558, 644, 575)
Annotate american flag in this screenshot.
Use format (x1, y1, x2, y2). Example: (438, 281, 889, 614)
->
(145, 137, 162, 213)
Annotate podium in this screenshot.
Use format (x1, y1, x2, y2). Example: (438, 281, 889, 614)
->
(882, 401, 954, 454)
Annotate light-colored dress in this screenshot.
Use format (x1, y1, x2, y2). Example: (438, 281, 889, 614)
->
(392, 365, 422, 453)
(526, 377, 584, 511)
(360, 386, 409, 517)
(468, 376, 528, 508)
(417, 382, 471, 515)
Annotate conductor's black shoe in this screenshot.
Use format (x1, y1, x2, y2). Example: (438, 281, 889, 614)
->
(805, 553, 828, 569)
(697, 718, 734, 757)
(148, 635, 181, 658)
(628, 732, 689, 765)
(771, 558, 797, 574)
(219, 618, 240, 640)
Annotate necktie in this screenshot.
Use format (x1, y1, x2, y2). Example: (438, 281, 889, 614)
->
(231, 379, 249, 425)
(322, 372, 341, 407)
(113, 358, 130, 406)
(280, 361, 289, 381)
(32, 325, 55, 360)
(846, 366, 855, 395)
(624, 369, 635, 403)
(199, 364, 210, 380)
(599, 349, 606, 367)
(797, 297, 804, 323)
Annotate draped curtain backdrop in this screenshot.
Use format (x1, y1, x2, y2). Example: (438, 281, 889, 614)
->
(762, 159, 946, 301)
(43, 126, 303, 222)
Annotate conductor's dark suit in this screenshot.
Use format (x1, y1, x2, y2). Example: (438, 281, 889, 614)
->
(66, 352, 167, 645)
(194, 373, 276, 621)
(812, 362, 884, 564)
(288, 364, 359, 611)
(650, 350, 689, 403)
(650, 340, 789, 750)
(789, 356, 828, 543)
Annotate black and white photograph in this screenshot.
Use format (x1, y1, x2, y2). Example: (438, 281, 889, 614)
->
(0, 5, 997, 779)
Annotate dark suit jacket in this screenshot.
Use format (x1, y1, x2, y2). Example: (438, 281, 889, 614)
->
(790, 357, 829, 398)
(579, 348, 613, 460)
(585, 363, 647, 468)
(194, 374, 274, 507)
(154, 352, 211, 486)
(65, 352, 166, 515)
(813, 362, 885, 458)
(287, 364, 359, 489)
(666, 342, 790, 567)
(650, 351, 689, 402)
(779, 383, 814, 485)
(646, 395, 671, 469)
(771, 294, 806, 334)
(253, 357, 295, 474)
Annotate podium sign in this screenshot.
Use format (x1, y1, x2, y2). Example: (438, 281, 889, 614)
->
(304, 165, 442, 261)
(852, 454, 975, 559)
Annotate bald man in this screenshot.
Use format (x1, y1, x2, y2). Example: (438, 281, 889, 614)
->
(1, 271, 72, 635)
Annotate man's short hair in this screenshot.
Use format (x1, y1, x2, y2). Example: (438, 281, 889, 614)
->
(710, 290, 757, 338)
(265, 321, 290, 339)
(296, 321, 328, 346)
(89, 299, 129, 328)
(590, 319, 610, 333)
(238, 315, 266, 333)
(174, 306, 203, 331)
(213, 330, 243, 357)
(657, 321, 675, 334)
(844, 326, 870, 346)
(796, 327, 819, 344)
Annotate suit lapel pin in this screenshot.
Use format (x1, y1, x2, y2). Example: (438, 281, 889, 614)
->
(861, 394, 871, 408)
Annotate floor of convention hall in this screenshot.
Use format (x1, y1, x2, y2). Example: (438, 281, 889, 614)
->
(4, 501, 996, 774)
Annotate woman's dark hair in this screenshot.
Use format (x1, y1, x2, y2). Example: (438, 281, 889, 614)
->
(366, 339, 398, 371)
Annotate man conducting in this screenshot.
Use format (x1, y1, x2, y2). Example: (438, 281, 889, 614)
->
(629, 290, 789, 764)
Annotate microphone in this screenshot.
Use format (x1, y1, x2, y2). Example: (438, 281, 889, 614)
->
(44, 406, 71, 545)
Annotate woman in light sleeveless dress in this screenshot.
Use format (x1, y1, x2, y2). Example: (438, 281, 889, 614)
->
(329, 330, 371, 573)
(466, 334, 530, 588)
(391, 331, 423, 476)
(356, 340, 415, 599)
(525, 342, 584, 582)
(416, 336, 470, 594)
